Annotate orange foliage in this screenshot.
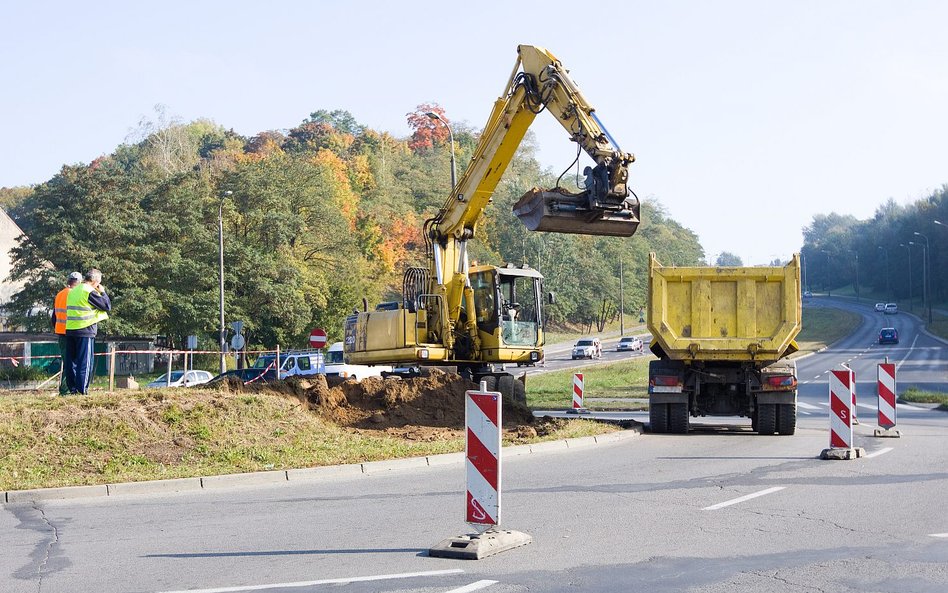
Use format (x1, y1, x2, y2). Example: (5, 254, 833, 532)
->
(406, 103, 450, 153)
(312, 149, 359, 224)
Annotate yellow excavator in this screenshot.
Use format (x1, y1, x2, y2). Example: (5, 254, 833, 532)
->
(344, 44, 640, 403)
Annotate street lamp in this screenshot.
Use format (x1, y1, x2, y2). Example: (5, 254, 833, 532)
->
(913, 231, 932, 323)
(899, 243, 913, 311)
(935, 219, 945, 228)
(909, 241, 928, 322)
(853, 252, 859, 302)
(877, 246, 889, 301)
(801, 251, 808, 293)
(425, 112, 457, 191)
(219, 190, 233, 374)
(820, 250, 831, 296)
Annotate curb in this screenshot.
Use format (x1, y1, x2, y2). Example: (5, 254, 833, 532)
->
(2, 429, 641, 504)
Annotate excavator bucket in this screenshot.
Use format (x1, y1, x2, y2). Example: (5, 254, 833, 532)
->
(512, 187, 640, 237)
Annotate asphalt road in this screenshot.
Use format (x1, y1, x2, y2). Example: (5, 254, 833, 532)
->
(3, 298, 947, 593)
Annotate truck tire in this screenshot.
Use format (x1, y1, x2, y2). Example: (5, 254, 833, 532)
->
(668, 402, 689, 434)
(649, 402, 669, 433)
(777, 404, 796, 435)
(757, 403, 776, 435)
(495, 374, 526, 406)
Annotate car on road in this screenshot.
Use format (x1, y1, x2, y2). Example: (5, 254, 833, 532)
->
(252, 350, 323, 378)
(803, 290, 813, 298)
(874, 302, 886, 312)
(571, 337, 602, 360)
(207, 368, 279, 385)
(878, 327, 899, 345)
(146, 370, 214, 388)
(884, 303, 899, 315)
(616, 336, 644, 353)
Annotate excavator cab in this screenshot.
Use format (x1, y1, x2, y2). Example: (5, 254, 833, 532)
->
(470, 265, 544, 361)
(512, 161, 640, 237)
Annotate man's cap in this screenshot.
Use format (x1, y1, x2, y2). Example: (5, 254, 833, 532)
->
(68, 272, 83, 282)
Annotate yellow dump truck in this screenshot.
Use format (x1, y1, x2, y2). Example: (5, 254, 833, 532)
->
(647, 253, 802, 434)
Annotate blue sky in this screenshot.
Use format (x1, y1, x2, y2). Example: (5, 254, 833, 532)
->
(3, 1, 947, 265)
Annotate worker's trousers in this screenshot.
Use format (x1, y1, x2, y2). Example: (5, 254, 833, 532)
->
(66, 336, 95, 394)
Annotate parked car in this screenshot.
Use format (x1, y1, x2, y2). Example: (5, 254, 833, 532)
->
(803, 290, 813, 298)
(878, 327, 899, 345)
(146, 370, 214, 388)
(571, 337, 602, 360)
(884, 303, 899, 315)
(616, 336, 644, 353)
(874, 302, 886, 312)
(252, 350, 324, 378)
(207, 368, 279, 385)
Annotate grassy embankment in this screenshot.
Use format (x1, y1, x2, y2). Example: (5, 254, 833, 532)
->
(0, 388, 614, 492)
(527, 304, 863, 411)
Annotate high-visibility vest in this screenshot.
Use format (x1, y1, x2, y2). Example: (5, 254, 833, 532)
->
(54, 287, 71, 334)
(65, 283, 109, 331)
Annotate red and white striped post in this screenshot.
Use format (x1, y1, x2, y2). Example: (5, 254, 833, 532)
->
(821, 367, 864, 459)
(567, 373, 590, 415)
(429, 381, 533, 559)
(875, 361, 901, 438)
(465, 382, 501, 527)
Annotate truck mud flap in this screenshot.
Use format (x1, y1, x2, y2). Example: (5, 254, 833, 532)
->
(512, 188, 640, 237)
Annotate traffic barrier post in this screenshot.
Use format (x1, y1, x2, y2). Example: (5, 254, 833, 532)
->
(567, 372, 590, 415)
(875, 360, 901, 438)
(821, 367, 865, 460)
(429, 380, 532, 560)
(850, 366, 859, 425)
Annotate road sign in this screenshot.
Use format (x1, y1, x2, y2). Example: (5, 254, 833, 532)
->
(230, 334, 245, 350)
(877, 363, 897, 429)
(309, 328, 327, 349)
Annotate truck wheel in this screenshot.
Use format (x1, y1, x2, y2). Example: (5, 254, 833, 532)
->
(757, 403, 776, 435)
(668, 402, 689, 434)
(496, 374, 526, 406)
(649, 402, 669, 433)
(777, 404, 796, 435)
(751, 410, 759, 432)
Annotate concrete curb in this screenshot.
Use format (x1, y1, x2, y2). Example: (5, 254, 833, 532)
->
(2, 429, 641, 503)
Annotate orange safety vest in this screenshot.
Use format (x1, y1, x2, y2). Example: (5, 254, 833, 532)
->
(54, 286, 71, 335)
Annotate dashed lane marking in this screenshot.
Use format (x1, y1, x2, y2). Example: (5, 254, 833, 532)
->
(156, 569, 466, 593)
(863, 447, 894, 459)
(703, 486, 786, 511)
(798, 402, 820, 410)
(930, 533, 948, 538)
(445, 581, 499, 593)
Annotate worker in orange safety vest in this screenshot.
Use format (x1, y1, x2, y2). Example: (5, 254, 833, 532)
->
(53, 271, 82, 396)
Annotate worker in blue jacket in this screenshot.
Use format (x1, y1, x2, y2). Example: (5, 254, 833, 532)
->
(65, 269, 112, 394)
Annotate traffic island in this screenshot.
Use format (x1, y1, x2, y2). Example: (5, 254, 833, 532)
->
(429, 528, 532, 560)
(820, 447, 866, 460)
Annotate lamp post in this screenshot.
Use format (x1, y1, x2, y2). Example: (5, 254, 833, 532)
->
(820, 250, 831, 296)
(219, 190, 232, 374)
(877, 246, 889, 302)
(801, 251, 808, 293)
(425, 112, 457, 190)
(899, 243, 913, 311)
(913, 231, 932, 323)
(935, 219, 945, 229)
(909, 241, 927, 322)
(853, 252, 859, 303)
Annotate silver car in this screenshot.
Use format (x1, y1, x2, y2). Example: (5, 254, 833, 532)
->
(147, 370, 214, 388)
(571, 338, 602, 360)
(617, 336, 644, 353)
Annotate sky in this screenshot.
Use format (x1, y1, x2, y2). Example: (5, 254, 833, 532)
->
(3, 1, 947, 265)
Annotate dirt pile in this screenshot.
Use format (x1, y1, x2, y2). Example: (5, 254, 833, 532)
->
(227, 369, 535, 431)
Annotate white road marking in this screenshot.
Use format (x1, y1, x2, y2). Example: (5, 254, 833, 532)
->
(813, 375, 822, 380)
(930, 533, 948, 538)
(798, 402, 820, 410)
(445, 580, 499, 593)
(703, 486, 786, 511)
(156, 569, 466, 593)
(863, 447, 894, 459)
(799, 410, 811, 415)
(896, 334, 919, 371)
(855, 402, 876, 411)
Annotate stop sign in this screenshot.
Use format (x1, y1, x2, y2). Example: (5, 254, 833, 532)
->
(309, 328, 327, 349)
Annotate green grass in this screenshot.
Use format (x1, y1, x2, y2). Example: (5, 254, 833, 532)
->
(0, 388, 619, 491)
(900, 387, 948, 409)
(793, 306, 862, 357)
(527, 357, 651, 410)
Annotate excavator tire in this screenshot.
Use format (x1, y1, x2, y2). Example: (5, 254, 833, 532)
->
(496, 374, 527, 406)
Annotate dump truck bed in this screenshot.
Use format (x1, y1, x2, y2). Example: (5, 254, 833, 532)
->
(647, 253, 802, 363)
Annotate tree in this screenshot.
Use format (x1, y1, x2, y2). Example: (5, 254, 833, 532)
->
(715, 252, 743, 266)
(406, 103, 449, 153)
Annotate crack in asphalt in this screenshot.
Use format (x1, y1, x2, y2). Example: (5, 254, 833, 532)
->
(750, 569, 828, 593)
(32, 503, 58, 593)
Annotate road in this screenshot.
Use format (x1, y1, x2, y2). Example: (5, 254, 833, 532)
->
(2, 298, 947, 592)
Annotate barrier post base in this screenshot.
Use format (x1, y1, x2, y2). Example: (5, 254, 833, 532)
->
(873, 428, 901, 438)
(429, 528, 532, 560)
(566, 408, 591, 415)
(820, 447, 866, 460)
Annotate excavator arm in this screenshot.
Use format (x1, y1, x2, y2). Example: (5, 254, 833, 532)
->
(430, 44, 640, 244)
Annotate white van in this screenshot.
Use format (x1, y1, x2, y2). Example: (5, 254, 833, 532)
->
(252, 351, 323, 378)
(324, 342, 391, 380)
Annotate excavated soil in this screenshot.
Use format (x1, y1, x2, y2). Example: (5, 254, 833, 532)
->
(215, 369, 546, 440)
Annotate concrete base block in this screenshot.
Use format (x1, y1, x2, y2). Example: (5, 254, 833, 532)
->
(566, 408, 591, 415)
(429, 528, 532, 560)
(820, 447, 866, 460)
(873, 428, 902, 438)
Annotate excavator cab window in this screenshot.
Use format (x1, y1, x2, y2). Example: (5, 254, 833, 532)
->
(497, 272, 540, 347)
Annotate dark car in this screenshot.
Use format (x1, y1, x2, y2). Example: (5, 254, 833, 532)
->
(207, 368, 279, 385)
(878, 328, 899, 345)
